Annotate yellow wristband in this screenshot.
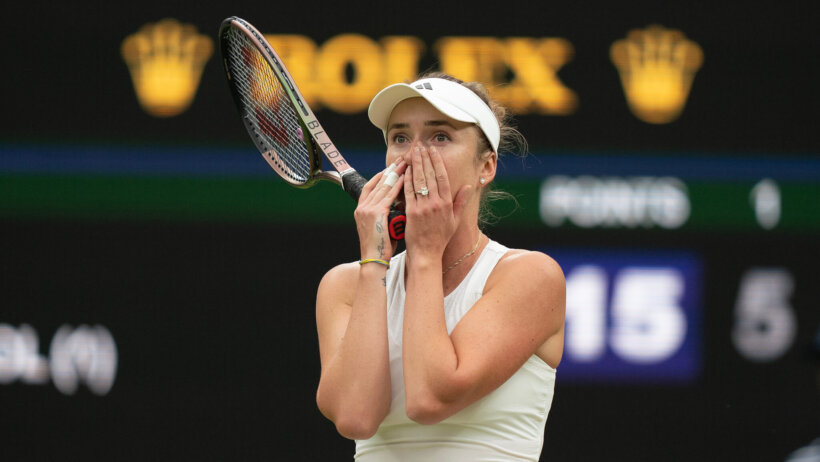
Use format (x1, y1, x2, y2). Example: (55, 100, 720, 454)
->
(359, 258, 390, 268)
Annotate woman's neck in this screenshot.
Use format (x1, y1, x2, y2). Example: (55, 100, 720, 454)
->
(442, 227, 486, 294)
(442, 227, 483, 272)
(402, 224, 486, 293)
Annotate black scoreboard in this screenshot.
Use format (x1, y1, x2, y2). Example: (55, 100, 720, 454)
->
(2, 0, 818, 460)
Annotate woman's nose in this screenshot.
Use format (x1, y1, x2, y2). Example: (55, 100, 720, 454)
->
(403, 140, 427, 162)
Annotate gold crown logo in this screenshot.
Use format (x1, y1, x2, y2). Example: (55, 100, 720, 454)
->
(121, 19, 213, 117)
(610, 25, 703, 124)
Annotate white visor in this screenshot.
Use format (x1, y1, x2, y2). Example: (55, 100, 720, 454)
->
(368, 77, 500, 153)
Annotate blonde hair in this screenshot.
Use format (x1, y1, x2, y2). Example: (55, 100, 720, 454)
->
(417, 71, 528, 226)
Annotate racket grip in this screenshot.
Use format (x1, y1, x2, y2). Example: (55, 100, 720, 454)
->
(341, 171, 368, 199)
(387, 208, 406, 241)
(342, 171, 406, 241)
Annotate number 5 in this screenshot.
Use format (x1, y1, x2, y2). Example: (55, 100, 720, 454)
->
(731, 268, 796, 362)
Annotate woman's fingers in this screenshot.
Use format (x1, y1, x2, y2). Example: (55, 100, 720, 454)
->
(362, 161, 403, 205)
(428, 146, 451, 201)
(380, 161, 406, 206)
(354, 161, 407, 259)
(359, 169, 384, 204)
(419, 145, 439, 198)
(404, 164, 416, 208)
(411, 146, 428, 197)
(383, 170, 400, 188)
(384, 171, 405, 208)
(384, 159, 406, 186)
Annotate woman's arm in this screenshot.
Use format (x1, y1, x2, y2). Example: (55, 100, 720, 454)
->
(402, 250, 565, 424)
(400, 145, 565, 424)
(315, 262, 392, 439)
(315, 160, 407, 439)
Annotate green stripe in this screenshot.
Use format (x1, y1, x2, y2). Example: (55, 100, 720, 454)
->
(0, 174, 355, 223)
(490, 180, 820, 231)
(2, 174, 818, 231)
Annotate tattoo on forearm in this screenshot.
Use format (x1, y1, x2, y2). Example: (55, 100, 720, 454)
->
(382, 276, 387, 287)
(376, 215, 385, 258)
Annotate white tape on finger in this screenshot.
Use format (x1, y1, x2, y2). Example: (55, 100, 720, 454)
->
(384, 171, 400, 187)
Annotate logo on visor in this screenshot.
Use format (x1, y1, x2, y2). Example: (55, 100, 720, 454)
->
(415, 82, 433, 90)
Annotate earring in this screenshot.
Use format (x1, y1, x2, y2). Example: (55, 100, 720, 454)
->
(480, 177, 486, 184)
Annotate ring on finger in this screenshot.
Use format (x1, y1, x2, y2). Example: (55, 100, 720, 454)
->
(416, 186, 429, 197)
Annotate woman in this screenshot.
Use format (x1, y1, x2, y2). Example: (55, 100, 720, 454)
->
(315, 72, 565, 461)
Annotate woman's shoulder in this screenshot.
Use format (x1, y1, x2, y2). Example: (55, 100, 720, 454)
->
(489, 246, 565, 288)
(481, 247, 565, 328)
(317, 262, 360, 304)
(322, 261, 361, 279)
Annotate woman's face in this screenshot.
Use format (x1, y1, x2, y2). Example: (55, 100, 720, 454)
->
(384, 97, 494, 210)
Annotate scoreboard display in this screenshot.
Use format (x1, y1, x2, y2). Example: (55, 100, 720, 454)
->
(551, 249, 702, 384)
(2, 1, 818, 461)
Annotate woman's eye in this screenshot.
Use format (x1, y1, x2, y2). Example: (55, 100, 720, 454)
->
(433, 133, 449, 142)
(393, 134, 408, 144)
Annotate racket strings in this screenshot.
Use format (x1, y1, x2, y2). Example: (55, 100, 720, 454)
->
(225, 29, 313, 183)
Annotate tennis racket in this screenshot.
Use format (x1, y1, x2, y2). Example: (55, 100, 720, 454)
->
(218, 16, 406, 240)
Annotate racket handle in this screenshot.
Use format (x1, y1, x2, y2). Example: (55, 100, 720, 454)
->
(341, 171, 368, 198)
(387, 208, 407, 241)
(342, 171, 406, 241)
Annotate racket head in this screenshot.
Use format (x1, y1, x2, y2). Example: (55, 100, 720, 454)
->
(218, 17, 405, 241)
(219, 17, 321, 187)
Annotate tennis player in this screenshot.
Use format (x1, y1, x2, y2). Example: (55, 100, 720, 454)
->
(315, 72, 565, 461)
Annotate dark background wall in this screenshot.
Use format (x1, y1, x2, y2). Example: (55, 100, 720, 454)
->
(1, 1, 818, 461)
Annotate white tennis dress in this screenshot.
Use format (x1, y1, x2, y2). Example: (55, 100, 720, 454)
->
(355, 240, 556, 462)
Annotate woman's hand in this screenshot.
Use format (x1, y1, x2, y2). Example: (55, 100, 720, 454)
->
(354, 160, 407, 261)
(403, 144, 474, 260)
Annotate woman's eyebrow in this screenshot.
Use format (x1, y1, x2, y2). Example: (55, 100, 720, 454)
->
(387, 120, 456, 132)
(387, 120, 458, 134)
(425, 120, 455, 128)
(387, 122, 409, 133)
